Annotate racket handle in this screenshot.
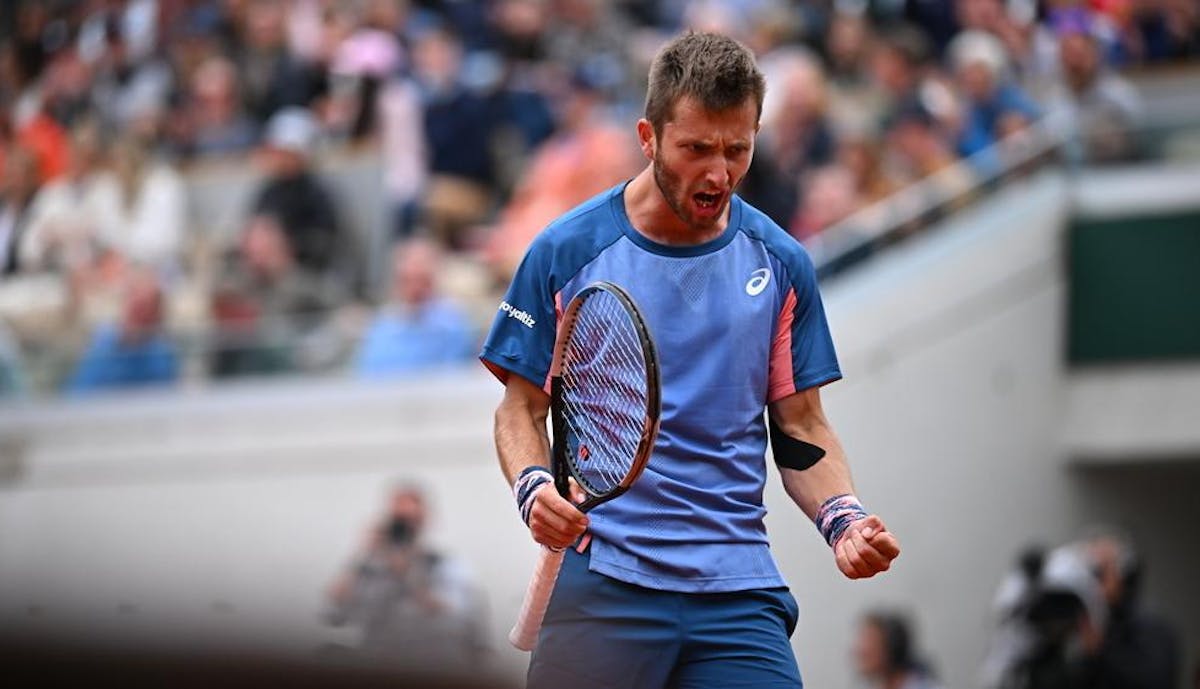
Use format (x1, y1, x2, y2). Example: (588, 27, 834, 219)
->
(508, 546, 566, 651)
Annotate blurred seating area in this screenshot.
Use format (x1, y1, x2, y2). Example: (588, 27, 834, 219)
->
(0, 0, 1196, 398)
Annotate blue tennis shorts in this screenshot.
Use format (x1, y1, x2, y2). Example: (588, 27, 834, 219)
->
(528, 548, 803, 689)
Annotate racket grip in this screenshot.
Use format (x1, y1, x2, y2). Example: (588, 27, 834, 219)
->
(508, 546, 567, 651)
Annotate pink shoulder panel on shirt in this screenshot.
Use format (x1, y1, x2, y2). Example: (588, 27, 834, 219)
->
(767, 287, 799, 402)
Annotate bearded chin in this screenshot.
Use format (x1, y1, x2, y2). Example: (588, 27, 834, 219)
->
(652, 154, 695, 228)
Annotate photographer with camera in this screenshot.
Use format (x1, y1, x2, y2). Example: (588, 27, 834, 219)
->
(325, 483, 486, 667)
(981, 531, 1180, 689)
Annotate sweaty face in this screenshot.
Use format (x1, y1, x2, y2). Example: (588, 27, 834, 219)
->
(650, 95, 757, 235)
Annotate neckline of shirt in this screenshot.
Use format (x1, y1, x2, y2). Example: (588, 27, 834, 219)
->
(608, 181, 743, 258)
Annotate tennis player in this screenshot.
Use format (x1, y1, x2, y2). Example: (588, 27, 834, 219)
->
(481, 31, 901, 688)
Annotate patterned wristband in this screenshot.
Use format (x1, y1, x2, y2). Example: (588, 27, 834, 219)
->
(513, 466, 553, 527)
(815, 494, 868, 547)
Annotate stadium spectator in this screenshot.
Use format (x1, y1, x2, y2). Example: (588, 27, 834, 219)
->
(854, 610, 944, 689)
(89, 133, 187, 278)
(65, 267, 179, 394)
(789, 164, 863, 241)
(412, 24, 501, 250)
(177, 55, 258, 157)
(210, 207, 346, 378)
(17, 120, 106, 275)
(884, 101, 977, 216)
(355, 238, 475, 377)
(245, 106, 348, 283)
(233, 0, 322, 125)
(0, 319, 24, 397)
(482, 66, 640, 280)
(1045, 9, 1145, 164)
(0, 145, 39, 276)
(325, 482, 486, 667)
(947, 30, 1041, 159)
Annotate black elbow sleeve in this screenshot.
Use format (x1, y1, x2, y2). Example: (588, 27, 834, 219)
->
(768, 417, 826, 471)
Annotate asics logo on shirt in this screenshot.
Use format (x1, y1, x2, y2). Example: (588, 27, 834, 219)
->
(499, 301, 537, 328)
(745, 268, 771, 296)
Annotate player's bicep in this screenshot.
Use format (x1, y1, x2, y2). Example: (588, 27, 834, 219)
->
(767, 388, 829, 471)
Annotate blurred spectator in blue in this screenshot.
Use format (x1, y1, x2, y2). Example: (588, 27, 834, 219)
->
(854, 610, 945, 689)
(66, 267, 178, 394)
(178, 55, 258, 157)
(0, 146, 40, 276)
(246, 106, 348, 283)
(1044, 9, 1144, 164)
(412, 23, 502, 250)
(356, 238, 475, 377)
(947, 30, 1040, 159)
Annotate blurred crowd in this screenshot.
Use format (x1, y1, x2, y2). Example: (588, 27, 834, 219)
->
(0, 0, 1196, 397)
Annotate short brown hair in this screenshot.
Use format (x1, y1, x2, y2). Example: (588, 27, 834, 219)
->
(644, 32, 766, 136)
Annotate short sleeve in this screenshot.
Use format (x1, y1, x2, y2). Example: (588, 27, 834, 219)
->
(479, 239, 559, 389)
(767, 247, 841, 402)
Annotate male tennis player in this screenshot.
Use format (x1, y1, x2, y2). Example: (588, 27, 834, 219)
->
(482, 31, 900, 688)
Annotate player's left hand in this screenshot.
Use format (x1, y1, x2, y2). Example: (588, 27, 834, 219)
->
(834, 515, 900, 579)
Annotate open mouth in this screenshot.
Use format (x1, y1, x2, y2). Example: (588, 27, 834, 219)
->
(693, 191, 723, 210)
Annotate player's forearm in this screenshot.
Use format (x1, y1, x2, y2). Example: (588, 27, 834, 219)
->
(493, 388, 551, 486)
(778, 426, 855, 522)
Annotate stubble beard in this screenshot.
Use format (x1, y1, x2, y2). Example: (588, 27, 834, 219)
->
(652, 152, 720, 234)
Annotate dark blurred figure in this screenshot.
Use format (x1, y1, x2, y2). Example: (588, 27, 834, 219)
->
(411, 24, 502, 250)
(1075, 530, 1181, 689)
(354, 238, 475, 377)
(246, 106, 347, 283)
(1044, 9, 1144, 165)
(325, 483, 487, 668)
(981, 533, 1180, 689)
(854, 610, 944, 689)
(65, 267, 179, 394)
(0, 146, 40, 276)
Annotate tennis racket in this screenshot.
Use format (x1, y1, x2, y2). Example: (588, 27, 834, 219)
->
(508, 281, 661, 651)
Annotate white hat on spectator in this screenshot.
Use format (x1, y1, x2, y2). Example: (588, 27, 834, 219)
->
(264, 107, 320, 157)
(948, 30, 1009, 79)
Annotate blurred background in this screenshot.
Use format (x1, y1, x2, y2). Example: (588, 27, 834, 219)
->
(0, 0, 1197, 687)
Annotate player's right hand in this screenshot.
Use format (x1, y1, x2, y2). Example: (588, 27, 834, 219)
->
(528, 482, 588, 550)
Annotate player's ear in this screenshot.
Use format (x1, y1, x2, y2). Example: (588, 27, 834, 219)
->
(636, 119, 656, 161)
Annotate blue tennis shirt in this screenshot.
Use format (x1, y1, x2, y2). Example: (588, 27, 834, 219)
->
(481, 183, 841, 593)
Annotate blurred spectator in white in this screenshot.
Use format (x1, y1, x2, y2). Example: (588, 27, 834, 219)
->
(325, 482, 487, 667)
(412, 23, 502, 250)
(854, 610, 944, 689)
(482, 66, 640, 280)
(947, 30, 1041, 159)
(0, 146, 40, 277)
(179, 55, 258, 157)
(18, 120, 107, 275)
(245, 106, 348, 285)
(88, 133, 186, 279)
(355, 238, 475, 377)
(65, 266, 178, 394)
(1044, 9, 1145, 165)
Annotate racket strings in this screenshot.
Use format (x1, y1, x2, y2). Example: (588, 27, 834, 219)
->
(559, 291, 650, 495)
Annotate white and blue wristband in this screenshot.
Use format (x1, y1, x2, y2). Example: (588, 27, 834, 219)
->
(513, 465, 554, 527)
